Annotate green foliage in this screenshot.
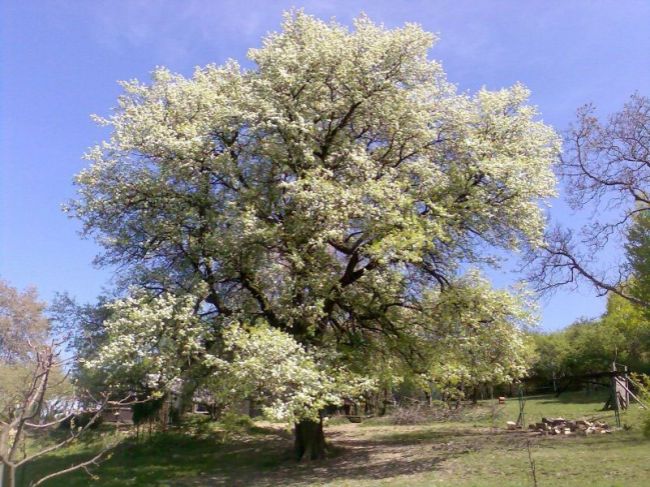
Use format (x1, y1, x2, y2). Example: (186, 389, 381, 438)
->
(627, 211, 650, 305)
(132, 397, 165, 426)
(179, 413, 217, 437)
(529, 331, 570, 378)
(529, 320, 617, 380)
(530, 292, 650, 381)
(601, 294, 650, 371)
(219, 411, 256, 435)
(0, 363, 34, 412)
(563, 318, 622, 372)
(420, 273, 536, 395)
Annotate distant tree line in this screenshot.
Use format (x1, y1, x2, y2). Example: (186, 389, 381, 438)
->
(529, 292, 650, 385)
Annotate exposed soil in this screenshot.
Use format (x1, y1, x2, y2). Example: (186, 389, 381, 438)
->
(177, 422, 539, 486)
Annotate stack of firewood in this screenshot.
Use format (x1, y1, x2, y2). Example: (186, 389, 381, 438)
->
(515, 417, 612, 435)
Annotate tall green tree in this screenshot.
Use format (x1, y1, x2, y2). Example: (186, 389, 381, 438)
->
(600, 293, 650, 372)
(529, 293, 650, 383)
(627, 212, 650, 306)
(70, 12, 558, 459)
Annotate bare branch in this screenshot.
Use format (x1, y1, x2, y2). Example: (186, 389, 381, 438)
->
(528, 94, 650, 306)
(29, 446, 112, 487)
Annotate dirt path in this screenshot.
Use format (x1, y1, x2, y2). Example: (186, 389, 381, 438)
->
(178, 422, 532, 486)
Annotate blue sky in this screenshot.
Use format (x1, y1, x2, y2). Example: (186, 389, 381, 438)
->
(1, 0, 649, 329)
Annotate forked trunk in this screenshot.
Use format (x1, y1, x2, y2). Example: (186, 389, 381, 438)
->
(294, 417, 326, 461)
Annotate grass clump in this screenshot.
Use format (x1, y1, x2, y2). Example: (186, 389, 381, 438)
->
(630, 374, 650, 437)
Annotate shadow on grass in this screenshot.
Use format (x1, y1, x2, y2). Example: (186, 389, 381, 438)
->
(22, 424, 472, 487)
(536, 391, 609, 405)
(22, 396, 645, 487)
(23, 428, 292, 487)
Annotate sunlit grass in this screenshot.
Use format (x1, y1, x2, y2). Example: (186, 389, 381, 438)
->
(22, 393, 650, 487)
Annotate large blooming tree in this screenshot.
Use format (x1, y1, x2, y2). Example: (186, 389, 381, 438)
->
(70, 12, 558, 459)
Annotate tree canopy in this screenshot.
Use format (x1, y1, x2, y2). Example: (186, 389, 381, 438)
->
(0, 280, 49, 363)
(69, 12, 559, 459)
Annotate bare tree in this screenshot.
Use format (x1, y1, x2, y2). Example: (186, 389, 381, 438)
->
(0, 281, 134, 487)
(0, 341, 145, 487)
(527, 93, 650, 305)
(0, 342, 115, 487)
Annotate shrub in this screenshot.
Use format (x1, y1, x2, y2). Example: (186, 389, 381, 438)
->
(219, 411, 255, 436)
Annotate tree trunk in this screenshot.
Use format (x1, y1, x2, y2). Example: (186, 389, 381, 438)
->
(2, 463, 16, 487)
(471, 386, 479, 405)
(294, 418, 326, 461)
(424, 391, 431, 406)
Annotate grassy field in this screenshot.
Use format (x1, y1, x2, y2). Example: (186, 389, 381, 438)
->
(21, 391, 650, 487)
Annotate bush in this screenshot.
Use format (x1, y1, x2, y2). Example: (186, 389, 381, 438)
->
(219, 411, 255, 436)
(180, 413, 216, 437)
(132, 397, 164, 426)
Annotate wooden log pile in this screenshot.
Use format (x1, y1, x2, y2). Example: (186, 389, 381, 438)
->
(523, 417, 612, 435)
